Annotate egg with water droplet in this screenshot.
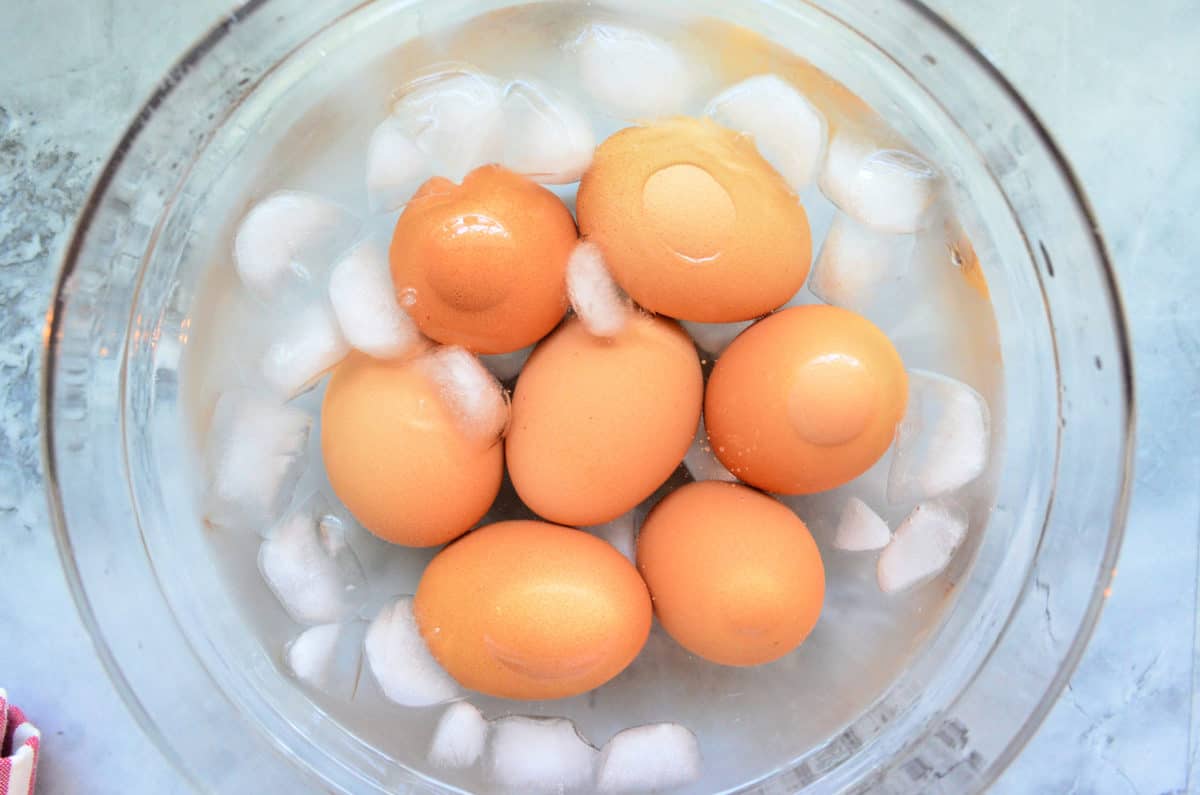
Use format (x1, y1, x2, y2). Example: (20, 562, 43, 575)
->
(576, 117, 811, 322)
(705, 305, 907, 494)
(390, 164, 577, 354)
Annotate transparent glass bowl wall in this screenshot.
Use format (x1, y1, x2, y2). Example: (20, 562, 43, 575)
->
(43, 0, 1132, 793)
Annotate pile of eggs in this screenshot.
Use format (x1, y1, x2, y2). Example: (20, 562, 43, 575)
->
(326, 115, 868, 695)
(206, 23, 994, 791)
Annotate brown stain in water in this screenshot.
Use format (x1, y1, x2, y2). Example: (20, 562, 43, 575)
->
(946, 217, 993, 301)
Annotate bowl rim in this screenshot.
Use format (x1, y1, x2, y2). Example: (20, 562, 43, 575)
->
(39, 0, 1135, 792)
(899, 0, 1136, 782)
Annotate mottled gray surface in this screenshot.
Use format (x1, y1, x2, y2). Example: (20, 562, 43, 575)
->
(0, 2, 1196, 794)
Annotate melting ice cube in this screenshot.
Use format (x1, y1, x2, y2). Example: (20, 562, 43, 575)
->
(596, 722, 702, 793)
(366, 117, 434, 213)
(259, 506, 367, 625)
(420, 346, 510, 443)
(286, 624, 340, 685)
(429, 701, 489, 769)
(567, 241, 633, 338)
(877, 499, 968, 593)
(488, 716, 597, 793)
(575, 24, 694, 120)
(284, 621, 366, 699)
(832, 497, 891, 552)
(205, 390, 311, 531)
(706, 74, 826, 190)
(390, 69, 506, 182)
(234, 191, 357, 298)
(820, 132, 940, 234)
(888, 370, 991, 504)
(364, 597, 459, 707)
(501, 80, 595, 184)
(809, 213, 915, 313)
(261, 300, 350, 399)
(328, 242, 422, 359)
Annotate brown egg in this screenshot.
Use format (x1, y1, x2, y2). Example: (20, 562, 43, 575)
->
(414, 520, 652, 699)
(705, 305, 907, 494)
(389, 165, 577, 354)
(321, 351, 503, 547)
(637, 481, 825, 666)
(576, 117, 811, 322)
(506, 314, 702, 526)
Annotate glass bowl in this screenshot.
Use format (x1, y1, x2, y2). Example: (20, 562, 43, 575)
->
(42, 0, 1133, 792)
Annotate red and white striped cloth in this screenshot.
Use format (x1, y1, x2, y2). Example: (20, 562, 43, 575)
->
(0, 691, 38, 795)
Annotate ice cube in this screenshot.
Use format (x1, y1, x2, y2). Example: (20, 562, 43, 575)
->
(833, 497, 891, 551)
(584, 510, 638, 565)
(877, 499, 968, 593)
(706, 74, 826, 190)
(488, 716, 597, 793)
(234, 191, 357, 298)
(683, 418, 738, 484)
(429, 701, 489, 769)
(329, 242, 422, 359)
(679, 319, 754, 357)
(391, 69, 505, 182)
(566, 241, 633, 338)
(480, 345, 533, 383)
(286, 620, 367, 699)
(575, 24, 694, 120)
(284, 621, 364, 691)
(420, 346, 510, 443)
(286, 624, 340, 685)
(809, 213, 915, 313)
(364, 597, 459, 707)
(596, 722, 702, 793)
(262, 300, 350, 399)
(501, 80, 595, 184)
(205, 390, 311, 530)
(888, 370, 991, 503)
(819, 132, 940, 234)
(259, 507, 366, 625)
(366, 117, 434, 213)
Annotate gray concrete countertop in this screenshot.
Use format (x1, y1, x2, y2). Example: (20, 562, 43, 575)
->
(1, 2, 1196, 793)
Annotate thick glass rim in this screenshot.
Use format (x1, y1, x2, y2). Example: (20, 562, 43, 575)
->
(39, 0, 1135, 792)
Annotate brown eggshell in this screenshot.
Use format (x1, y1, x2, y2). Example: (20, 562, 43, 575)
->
(637, 481, 825, 666)
(389, 165, 577, 354)
(414, 520, 652, 699)
(705, 305, 907, 494)
(321, 351, 503, 547)
(506, 314, 703, 526)
(577, 117, 811, 322)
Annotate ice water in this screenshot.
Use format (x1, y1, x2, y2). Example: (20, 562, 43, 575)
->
(183, 4, 1003, 793)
